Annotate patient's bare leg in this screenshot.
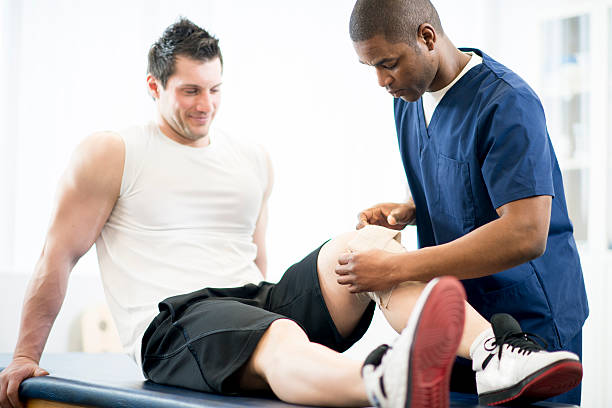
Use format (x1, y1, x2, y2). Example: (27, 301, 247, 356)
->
(316, 227, 490, 359)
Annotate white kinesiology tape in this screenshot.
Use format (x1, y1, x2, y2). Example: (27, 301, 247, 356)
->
(347, 225, 408, 309)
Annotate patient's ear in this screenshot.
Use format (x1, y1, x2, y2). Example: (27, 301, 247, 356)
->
(146, 74, 161, 99)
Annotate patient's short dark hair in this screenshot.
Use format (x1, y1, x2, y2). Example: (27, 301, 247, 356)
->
(148, 18, 223, 87)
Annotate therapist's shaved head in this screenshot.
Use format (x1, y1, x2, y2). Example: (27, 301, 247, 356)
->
(349, 0, 443, 45)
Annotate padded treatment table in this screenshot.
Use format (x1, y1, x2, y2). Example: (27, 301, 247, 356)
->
(0, 353, 578, 407)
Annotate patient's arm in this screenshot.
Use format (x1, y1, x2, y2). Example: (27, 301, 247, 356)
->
(0, 132, 123, 408)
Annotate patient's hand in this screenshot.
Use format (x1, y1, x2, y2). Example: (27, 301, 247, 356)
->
(335, 249, 400, 293)
(0, 356, 49, 408)
(356, 201, 416, 230)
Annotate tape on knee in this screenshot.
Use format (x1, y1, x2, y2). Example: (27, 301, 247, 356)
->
(347, 225, 407, 309)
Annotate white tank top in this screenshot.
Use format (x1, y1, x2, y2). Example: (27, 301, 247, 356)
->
(95, 121, 268, 365)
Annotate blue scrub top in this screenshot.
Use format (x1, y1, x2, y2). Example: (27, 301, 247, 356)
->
(394, 48, 588, 349)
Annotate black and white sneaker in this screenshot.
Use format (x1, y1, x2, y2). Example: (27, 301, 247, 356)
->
(475, 313, 583, 406)
(361, 276, 466, 408)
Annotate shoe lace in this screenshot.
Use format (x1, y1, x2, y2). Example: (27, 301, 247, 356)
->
(485, 331, 548, 359)
(363, 344, 391, 404)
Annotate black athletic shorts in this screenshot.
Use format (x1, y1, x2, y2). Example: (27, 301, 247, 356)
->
(140, 243, 375, 394)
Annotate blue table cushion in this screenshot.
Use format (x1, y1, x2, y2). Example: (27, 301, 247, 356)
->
(0, 353, 575, 407)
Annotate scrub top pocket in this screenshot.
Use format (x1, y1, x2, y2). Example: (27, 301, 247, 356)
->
(431, 154, 476, 243)
(435, 153, 475, 222)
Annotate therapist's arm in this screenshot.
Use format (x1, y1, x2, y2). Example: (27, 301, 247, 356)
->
(0, 132, 123, 408)
(335, 194, 551, 292)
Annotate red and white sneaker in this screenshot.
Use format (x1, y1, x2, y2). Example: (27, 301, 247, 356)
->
(475, 313, 583, 406)
(361, 276, 466, 408)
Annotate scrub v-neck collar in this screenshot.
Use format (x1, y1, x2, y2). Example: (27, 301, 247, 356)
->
(417, 48, 486, 139)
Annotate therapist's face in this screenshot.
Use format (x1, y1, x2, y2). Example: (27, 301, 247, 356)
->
(353, 34, 438, 102)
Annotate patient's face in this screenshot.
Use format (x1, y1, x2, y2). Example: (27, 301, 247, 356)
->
(155, 56, 223, 146)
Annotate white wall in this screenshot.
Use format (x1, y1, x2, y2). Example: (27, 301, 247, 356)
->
(0, 0, 20, 270)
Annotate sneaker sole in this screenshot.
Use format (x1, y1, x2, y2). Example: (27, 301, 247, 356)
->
(478, 359, 583, 406)
(406, 277, 466, 408)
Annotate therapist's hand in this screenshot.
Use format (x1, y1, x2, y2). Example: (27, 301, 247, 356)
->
(0, 357, 48, 408)
(335, 249, 400, 293)
(356, 200, 416, 230)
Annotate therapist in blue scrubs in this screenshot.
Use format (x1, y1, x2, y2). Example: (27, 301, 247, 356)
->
(337, 0, 589, 404)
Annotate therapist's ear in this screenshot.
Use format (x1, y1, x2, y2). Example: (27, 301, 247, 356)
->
(418, 24, 436, 51)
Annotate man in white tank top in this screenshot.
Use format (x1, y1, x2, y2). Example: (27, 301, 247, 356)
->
(1, 16, 581, 408)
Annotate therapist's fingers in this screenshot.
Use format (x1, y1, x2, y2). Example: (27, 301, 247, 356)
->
(388, 206, 411, 226)
(336, 274, 352, 285)
(387, 208, 401, 225)
(357, 207, 389, 229)
(336, 250, 359, 270)
(337, 252, 352, 266)
(335, 265, 348, 275)
(356, 210, 371, 229)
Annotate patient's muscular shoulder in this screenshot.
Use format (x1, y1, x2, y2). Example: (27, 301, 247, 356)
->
(42, 132, 126, 261)
(67, 131, 125, 196)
